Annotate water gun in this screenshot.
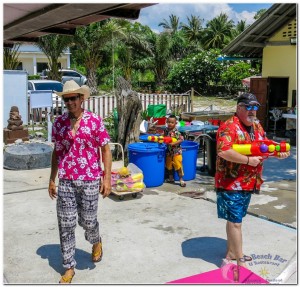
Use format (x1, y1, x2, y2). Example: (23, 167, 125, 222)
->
(232, 140, 290, 157)
(116, 181, 145, 192)
(147, 135, 177, 144)
(116, 173, 143, 184)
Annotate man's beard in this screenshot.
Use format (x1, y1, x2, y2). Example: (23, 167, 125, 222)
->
(247, 115, 256, 123)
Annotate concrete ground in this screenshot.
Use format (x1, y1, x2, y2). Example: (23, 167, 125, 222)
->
(3, 147, 297, 284)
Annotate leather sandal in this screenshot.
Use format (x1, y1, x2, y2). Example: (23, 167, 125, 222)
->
(59, 269, 75, 284)
(92, 241, 103, 262)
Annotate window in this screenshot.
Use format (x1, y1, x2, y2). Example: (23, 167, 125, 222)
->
(28, 82, 33, 90)
(37, 62, 48, 73)
(62, 71, 80, 77)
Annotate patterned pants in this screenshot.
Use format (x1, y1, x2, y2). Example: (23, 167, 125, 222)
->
(57, 179, 101, 269)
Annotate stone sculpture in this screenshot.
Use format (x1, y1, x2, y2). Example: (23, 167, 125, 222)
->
(4, 106, 29, 144)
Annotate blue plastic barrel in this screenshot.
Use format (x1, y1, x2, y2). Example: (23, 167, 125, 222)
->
(128, 142, 166, 187)
(174, 140, 199, 181)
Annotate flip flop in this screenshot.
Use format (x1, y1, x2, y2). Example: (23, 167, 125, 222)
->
(228, 255, 252, 262)
(165, 179, 175, 184)
(59, 270, 75, 284)
(92, 241, 103, 262)
(179, 181, 186, 187)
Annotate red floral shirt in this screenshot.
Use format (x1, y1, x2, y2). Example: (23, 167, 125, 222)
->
(215, 115, 266, 192)
(52, 110, 110, 180)
(163, 127, 184, 156)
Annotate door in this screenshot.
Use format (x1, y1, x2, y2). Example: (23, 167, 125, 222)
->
(250, 78, 268, 129)
(268, 77, 289, 133)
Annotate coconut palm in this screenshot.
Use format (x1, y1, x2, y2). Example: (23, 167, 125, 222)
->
(202, 13, 234, 49)
(158, 14, 180, 33)
(180, 15, 204, 43)
(143, 31, 172, 87)
(74, 20, 125, 95)
(4, 44, 21, 70)
(36, 34, 73, 81)
(232, 20, 249, 38)
(180, 15, 204, 53)
(115, 21, 153, 82)
(254, 9, 267, 20)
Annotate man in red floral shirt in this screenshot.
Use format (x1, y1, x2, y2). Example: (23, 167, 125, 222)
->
(215, 93, 290, 269)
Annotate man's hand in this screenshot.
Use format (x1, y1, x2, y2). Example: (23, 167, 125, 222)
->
(248, 156, 263, 167)
(100, 176, 112, 198)
(48, 179, 57, 200)
(277, 151, 290, 159)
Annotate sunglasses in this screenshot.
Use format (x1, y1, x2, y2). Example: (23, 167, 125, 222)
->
(240, 104, 259, 111)
(63, 95, 80, 103)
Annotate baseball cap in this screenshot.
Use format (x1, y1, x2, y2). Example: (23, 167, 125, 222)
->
(237, 93, 260, 106)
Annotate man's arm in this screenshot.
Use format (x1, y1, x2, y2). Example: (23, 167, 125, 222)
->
(48, 148, 58, 199)
(100, 143, 112, 198)
(218, 149, 262, 167)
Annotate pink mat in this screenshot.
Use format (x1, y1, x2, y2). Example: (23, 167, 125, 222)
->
(167, 263, 269, 284)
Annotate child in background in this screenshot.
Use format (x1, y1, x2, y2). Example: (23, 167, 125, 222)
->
(164, 115, 186, 187)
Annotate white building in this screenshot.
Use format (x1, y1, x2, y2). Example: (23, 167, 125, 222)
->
(17, 44, 71, 75)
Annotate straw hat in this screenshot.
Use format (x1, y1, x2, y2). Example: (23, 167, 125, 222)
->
(55, 80, 90, 100)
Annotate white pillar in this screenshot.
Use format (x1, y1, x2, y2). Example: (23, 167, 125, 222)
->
(33, 55, 37, 75)
(67, 52, 71, 69)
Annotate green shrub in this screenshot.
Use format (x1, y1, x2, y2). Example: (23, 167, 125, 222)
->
(166, 49, 226, 93)
(28, 75, 41, 80)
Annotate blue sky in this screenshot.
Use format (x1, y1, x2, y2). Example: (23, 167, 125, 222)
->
(138, 3, 273, 32)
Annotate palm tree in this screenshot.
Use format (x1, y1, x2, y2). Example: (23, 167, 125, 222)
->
(158, 14, 180, 33)
(202, 13, 234, 49)
(115, 21, 153, 82)
(36, 34, 73, 81)
(254, 9, 267, 20)
(4, 44, 21, 70)
(232, 20, 248, 38)
(180, 15, 204, 43)
(74, 20, 125, 95)
(180, 15, 204, 53)
(144, 31, 172, 87)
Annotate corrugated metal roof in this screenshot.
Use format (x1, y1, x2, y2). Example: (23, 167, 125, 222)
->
(4, 3, 155, 46)
(222, 3, 297, 58)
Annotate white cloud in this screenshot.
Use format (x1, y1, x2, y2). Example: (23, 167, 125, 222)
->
(235, 10, 257, 25)
(138, 3, 261, 31)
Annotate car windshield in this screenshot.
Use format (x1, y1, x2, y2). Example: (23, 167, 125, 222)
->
(34, 82, 63, 92)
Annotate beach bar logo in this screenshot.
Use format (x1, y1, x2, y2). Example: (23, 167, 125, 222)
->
(249, 253, 287, 283)
(249, 253, 287, 268)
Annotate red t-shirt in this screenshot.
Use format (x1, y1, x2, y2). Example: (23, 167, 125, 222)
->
(215, 115, 266, 192)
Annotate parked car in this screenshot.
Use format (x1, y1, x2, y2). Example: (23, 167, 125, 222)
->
(60, 69, 87, 86)
(28, 80, 64, 115)
(41, 69, 87, 86)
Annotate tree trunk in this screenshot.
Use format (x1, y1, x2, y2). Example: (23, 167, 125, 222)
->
(87, 68, 98, 96)
(116, 77, 142, 157)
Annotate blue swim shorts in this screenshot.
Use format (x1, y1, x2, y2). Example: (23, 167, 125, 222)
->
(217, 191, 252, 223)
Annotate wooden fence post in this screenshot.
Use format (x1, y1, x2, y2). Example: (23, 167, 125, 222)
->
(191, 88, 194, 112)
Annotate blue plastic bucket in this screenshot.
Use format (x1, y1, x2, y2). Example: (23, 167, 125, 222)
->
(128, 143, 166, 187)
(174, 140, 199, 181)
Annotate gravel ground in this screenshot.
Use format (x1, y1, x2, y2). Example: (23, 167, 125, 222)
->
(192, 96, 237, 112)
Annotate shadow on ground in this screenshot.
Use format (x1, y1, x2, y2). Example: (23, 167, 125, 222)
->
(36, 244, 97, 274)
(182, 237, 226, 267)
